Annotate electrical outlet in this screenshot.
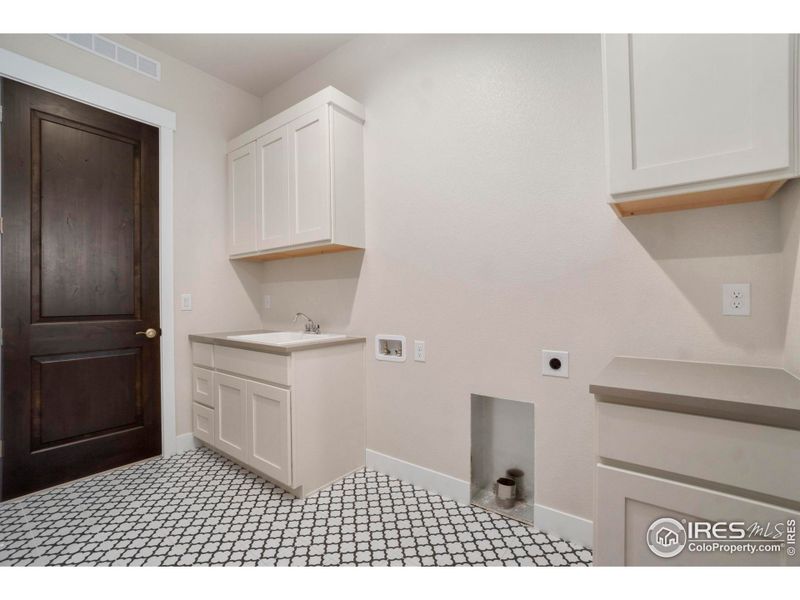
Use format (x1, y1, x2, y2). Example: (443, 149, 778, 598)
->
(414, 340, 426, 362)
(542, 350, 569, 378)
(180, 293, 192, 311)
(263, 295, 272, 310)
(722, 283, 750, 316)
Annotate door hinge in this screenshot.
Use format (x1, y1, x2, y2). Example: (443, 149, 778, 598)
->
(0, 440, 3, 459)
(0, 104, 3, 122)
(0, 216, 4, 234)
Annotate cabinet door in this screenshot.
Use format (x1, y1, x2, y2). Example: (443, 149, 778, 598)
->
(604, 34, 795, 196)
(192, 402, 215, 445)
(191, 366, 214, 408)
(213, 372, 247, 460)
(256, 127, 292, 250)
(596, 465, 800, 566)
(246, 380, 292, 485)
(227, 141, 257, 255)
(289, 106, 332, 245)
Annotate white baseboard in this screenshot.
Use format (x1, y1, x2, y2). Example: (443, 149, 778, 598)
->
(175, 432, 201, 453)
(365, 448, 593, 549)
(366, 449, 471, 503)
(533, 503, 593, 549)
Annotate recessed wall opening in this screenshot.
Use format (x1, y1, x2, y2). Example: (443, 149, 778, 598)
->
(470, 394, 535, 525)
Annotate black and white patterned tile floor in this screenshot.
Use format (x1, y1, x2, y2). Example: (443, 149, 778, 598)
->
(0, 447, 592, 566)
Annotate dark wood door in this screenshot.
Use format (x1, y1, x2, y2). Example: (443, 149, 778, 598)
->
(1, 79, 161, 500)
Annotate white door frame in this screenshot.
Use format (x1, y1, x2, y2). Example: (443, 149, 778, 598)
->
(0, 48, 179, 457)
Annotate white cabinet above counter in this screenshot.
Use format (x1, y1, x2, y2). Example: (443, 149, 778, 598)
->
(603, 34, 799, 216)
(227, 87, 365, 261)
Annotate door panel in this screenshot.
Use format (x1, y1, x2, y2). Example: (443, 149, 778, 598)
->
(596, 465, 800, 566)
(214, 372, 246, 460)
(246, 380, 291, 484)
(1, 79, 161, 500)
(227, 141, 257, 255)
(32, 349, 142, 449)
(290, 106, 331, 245)
(605, 34, 794, 194)
(256, 127, 291, 250)
(36, 116, 136, 319)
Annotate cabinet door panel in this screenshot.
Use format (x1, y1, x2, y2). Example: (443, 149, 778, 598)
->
(605, 34, 794, 195)
(289, 106, 331, 245)
(246, 380, 291, 485)
(595, 465, 800, 566)
(214, 373, 247, 460)
(256, 127, 291, 250)
(192, 402, 214, 445)
(228, 141, 257, 255)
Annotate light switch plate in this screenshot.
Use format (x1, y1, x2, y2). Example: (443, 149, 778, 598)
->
(542, 350, 569, 378)
(722, 283, 750, 316)
(180, 293, 192, 311)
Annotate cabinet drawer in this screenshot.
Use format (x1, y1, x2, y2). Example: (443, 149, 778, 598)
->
(596, 464, 800, 566)
(192, 367, 214, 408)
(213, 345, 289, 386)
(597, 402, 800, 502)
(192, 402, 215, 445)
(192, 342, 214, 368)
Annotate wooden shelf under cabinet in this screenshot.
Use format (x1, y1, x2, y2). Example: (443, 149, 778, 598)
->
(612, 179, 787, 217)
(231, 243, 362, 262)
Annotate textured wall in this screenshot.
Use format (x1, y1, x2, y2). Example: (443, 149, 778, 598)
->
(257, 34, 793, 520)
(779, 181, 800, 375)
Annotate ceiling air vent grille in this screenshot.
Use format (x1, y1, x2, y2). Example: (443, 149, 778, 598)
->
(52, 34, 161, 80)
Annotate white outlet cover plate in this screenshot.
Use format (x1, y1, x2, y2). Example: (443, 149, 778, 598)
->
(542, 350, 569, 378)
(722, 283, 750, 316)
(414, 340, 426, 362)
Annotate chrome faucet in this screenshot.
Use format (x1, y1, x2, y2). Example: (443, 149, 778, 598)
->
(293, 312, 320, 334)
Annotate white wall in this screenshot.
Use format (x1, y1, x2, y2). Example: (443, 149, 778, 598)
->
(0, 34, 265, 436)
(779, 182, 800, 375)
(257, 34, 793, 521)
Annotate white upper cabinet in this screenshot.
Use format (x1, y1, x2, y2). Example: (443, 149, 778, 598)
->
(255, 126, 291, 250)
(290, 106, 332, 245)
(227, 141, 257, 255)
(603, 34, 799, 216)
(227, 87, 365, 260)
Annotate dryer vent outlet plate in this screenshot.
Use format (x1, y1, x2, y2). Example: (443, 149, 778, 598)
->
(542, 350, 569, 378)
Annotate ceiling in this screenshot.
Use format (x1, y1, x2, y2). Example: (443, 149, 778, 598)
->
(131, 34, 355, 97)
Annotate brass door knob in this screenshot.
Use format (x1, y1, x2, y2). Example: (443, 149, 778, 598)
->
(136, 328, 159, 339)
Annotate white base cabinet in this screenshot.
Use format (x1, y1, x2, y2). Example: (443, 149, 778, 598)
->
(596, 465, 799, 566)
(227, 87, 365, 261)
(594, 402, 800, 566)
(191, 340, 365, 497)
(603, 34, 799, 216)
